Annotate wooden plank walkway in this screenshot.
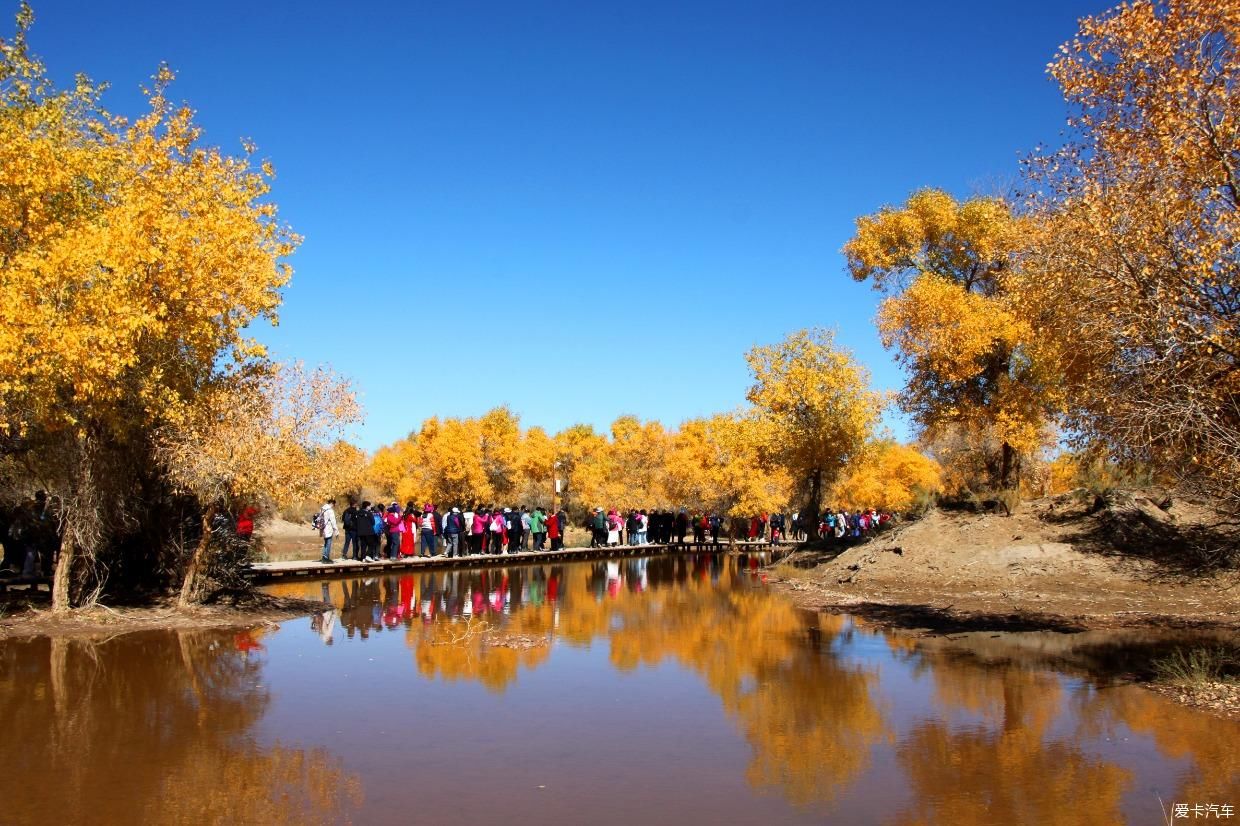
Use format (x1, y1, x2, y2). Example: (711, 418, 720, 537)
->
(248, 540, 782, 583)
(0, 574, 50, 594)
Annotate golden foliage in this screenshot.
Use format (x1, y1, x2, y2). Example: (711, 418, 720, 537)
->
(366, 409, 793, 517)
(664, 413, 793, 515)
(745, 328, 883, 512)
(845, 190, 1053, 493)
(832, 440, 942, 512)
(1022, 0, 1240, 511)
(0, 6, 361, 605)
(0, 8, 297, 439)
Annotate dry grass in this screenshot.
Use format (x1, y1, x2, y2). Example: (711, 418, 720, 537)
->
(1152, 645, 1240, 686)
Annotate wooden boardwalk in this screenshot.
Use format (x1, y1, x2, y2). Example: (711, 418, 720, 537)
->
(248, 540, 781, 583)
(0, 574, 50, 594)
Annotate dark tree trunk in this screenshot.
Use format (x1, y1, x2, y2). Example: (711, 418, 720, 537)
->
(51, 533, 74, 613)
(178, 502, 218, 608)
(999, 441, 1019, 490)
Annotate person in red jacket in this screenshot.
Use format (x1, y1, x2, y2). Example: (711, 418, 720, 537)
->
(236, 506, 258, 544)
(401, 503, 418, 557)
(546, 507, 563, 550)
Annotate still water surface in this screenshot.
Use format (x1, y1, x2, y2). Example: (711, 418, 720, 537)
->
(1, 552, 1236, 824)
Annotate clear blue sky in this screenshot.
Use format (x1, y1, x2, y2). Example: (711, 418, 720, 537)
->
(28, 0, 1103, 451)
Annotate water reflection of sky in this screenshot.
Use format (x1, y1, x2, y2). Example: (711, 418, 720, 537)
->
(0, 553, 1235, 825)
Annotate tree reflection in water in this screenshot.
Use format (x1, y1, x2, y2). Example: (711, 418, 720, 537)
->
(264, 555, 1239, 819)
(892, 659, 1129, 825)
(270, 553, 889, 806)
(0, 629, 361, 826)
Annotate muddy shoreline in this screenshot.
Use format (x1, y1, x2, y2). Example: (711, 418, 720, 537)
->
(766, 572, 1240, 633)
(0, 593, 328, 641)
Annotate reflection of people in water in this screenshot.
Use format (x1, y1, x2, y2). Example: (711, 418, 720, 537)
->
(606, 561, 622, 597)
(310, 607, 337, 644)
(626, 558, 648, 592)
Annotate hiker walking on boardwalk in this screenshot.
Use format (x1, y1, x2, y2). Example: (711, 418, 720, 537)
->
(470, 507, 487, 555)
(506, 507, 524, 553)
(490, 508, 508, 552)
(354, 500, 375, 561)
(340, 501, 360, 560)
(590, 508, 607, 548)
(420, 504, 439, 557)
(400, 504, 418, 557)
(316, 499, 338, 564)
(530, 507, 547, 550)
(546, 507, 562, 550)
(383, 503, 404, 559)
(443, 507, 464, 557)
(607, 509, 622, 547)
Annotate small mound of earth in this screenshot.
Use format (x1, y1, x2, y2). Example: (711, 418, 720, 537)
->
(773, 491, 1240, 630)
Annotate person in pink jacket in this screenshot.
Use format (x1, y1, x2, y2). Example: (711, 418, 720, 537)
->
(383, 502, 404, 560)
(489, 509, 508, 553)
(470, 507, 488, 555)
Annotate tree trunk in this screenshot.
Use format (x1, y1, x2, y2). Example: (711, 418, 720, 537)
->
(807, 468, 823, 539)
(178, 502, 218, 609)
(51, 533, 75, 613)
(999, 441, 1020, 515)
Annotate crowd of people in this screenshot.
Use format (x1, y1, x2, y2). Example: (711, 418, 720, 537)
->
(814, 508, 891, 539)
(313, 499, 893, 564)
(313, 500, 573, 564)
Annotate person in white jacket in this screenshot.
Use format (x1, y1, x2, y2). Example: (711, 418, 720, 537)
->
(317, 499, 338, 564)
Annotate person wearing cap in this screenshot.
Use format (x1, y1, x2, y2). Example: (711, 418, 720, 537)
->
(590, 507, 607, 548)
(442, 507, 463, 557)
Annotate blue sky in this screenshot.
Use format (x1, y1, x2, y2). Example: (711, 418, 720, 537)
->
(28, 0, 1103, 451)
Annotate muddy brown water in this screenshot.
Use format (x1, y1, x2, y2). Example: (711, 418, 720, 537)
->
(0, 552, 1236, 825)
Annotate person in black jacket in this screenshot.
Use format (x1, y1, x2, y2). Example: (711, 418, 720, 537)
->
(769, 512, 785, 545)
(340, 501, 360, 560)
(507, 507, 524, 553)
(354, 500, 376, 561)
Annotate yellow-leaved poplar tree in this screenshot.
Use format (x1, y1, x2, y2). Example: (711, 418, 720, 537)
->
(158, 364, 360, 606)
(664, 414, 792, 516)
(844, 189, 1056, 495)
(1022, 0, 1240, 514)
(745, 328, 882, 532)
(0, 5, 357, 607)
